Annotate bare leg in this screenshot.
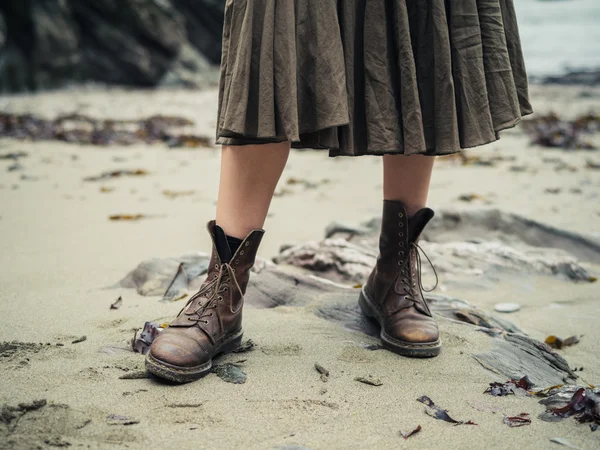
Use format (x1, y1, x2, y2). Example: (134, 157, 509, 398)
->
(216, 142, 291, 238)
(382, 154, 435, 216)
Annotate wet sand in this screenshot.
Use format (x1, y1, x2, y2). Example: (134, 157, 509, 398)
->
(0, 84, 599, 449)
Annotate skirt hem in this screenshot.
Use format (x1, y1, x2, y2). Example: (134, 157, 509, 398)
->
(216, 110, 533, 157)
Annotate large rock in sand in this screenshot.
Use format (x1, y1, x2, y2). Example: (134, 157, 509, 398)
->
(0, 0, 224, 93)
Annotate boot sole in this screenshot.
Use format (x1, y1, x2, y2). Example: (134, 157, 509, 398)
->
(358, 286, 441, 358)
(145, 329, 244, 383)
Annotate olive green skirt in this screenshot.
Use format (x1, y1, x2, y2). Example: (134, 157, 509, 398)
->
(216, 0, 533, 157)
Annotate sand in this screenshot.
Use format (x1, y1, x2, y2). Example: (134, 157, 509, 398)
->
(0, 84, 599, 449)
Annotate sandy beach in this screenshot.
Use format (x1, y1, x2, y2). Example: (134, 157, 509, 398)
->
(1, 83, 599, 449)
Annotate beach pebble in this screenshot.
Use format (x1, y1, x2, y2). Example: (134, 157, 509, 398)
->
(494, 303, 521, 313)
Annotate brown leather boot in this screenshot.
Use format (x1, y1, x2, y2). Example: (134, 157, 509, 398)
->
(359, 200, 441, 357)
(146, 220, 264, 382)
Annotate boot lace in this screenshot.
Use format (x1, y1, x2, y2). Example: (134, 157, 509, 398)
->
(399, 242, 438, 305)
(185, 263, 245, 324)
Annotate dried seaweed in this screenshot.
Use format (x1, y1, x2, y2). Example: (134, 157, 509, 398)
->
(0, 113, 211, 148)
(549, 437, 580, 449)
(539, 387, 600, 427)
(545, 335, 581, 350)
(109, 214, 149, 221)
(232, 339, 256, 354)
(586, 160, 600, 170)
(162, 263, 189, 302)
(71, 336, 86, 344)
(0, 399, 47, 432)
(212, 363, 246, 384)
(399, 425, 422, 439)
(110, 296, 123, 310)
(417, 396, 477, 425)
(162, 189, 195, 199)
(315, 363, 330, 382)
(132, 322, 164, 355)
(485, 376, 535, 397)
(84, 169, 148, 182)
(523, 112, 599, 150)
(503, 413, 531, 427)
(355, 375, 382, 386)
(0, 151, 27, 160)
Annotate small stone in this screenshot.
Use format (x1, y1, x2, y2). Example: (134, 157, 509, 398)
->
(494, 303, 521, 313)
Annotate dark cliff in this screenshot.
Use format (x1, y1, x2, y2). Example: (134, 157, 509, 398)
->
(0, 0, 225, 93)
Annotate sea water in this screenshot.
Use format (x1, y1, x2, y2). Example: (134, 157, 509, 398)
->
(515, 0, 600, 76)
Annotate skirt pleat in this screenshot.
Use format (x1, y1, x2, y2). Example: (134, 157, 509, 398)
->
(216, 0, 533, 157)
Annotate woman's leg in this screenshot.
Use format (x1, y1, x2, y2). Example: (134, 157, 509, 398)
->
(216, 142, 291, 238)
(359, 154, 441, 358)
(146, 141, 291, 383)
(382, 154, 435, 216)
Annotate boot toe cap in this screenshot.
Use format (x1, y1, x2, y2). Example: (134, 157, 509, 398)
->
(389, 318, 439, 344)
(149, 332, 210, 368)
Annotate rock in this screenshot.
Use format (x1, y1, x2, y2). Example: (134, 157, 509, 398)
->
(277, 210, 597, 286)
(324, 222, 371, 239)
(428, 295, 523, 334)
(494, 303, 521, 313)
(117, 253, 210, 296)
(273, 239, 377, 284)
(117, 253, 273, 298)
(169, 0, 225, 64)
(0, 0, 224, 93)
(473, 333, 577, 386)
(0, 10, 5, 48)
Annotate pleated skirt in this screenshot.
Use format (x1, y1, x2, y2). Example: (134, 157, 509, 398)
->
(216, 0, 533, 157)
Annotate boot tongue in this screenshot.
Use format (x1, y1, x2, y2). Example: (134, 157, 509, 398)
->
(214, 224, 233, 263)
(408, 208, 435, 242)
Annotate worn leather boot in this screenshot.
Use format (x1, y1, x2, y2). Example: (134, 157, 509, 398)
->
(359, 200, 441, 357)
(146, 220, 264, 382)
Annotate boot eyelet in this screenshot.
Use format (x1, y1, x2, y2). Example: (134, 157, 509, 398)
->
(398, 251, 405, 256)
(400, 242, 405, 247)
(399, 232, 404, 237)
(240, 250, 245, 255)
(397, 261, 402, 265)
(234, 259, 239, 264)
(399, 222, 404, 227)
(245, 241, 250, 246)
(398, 213, 403, 218)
